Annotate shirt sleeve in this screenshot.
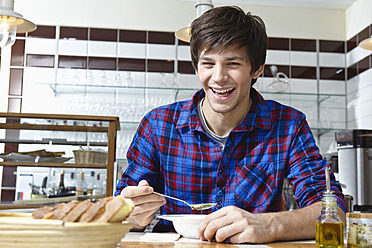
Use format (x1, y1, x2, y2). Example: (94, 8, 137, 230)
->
(287, 117, 347, 213)
(115, 111, 162, 196)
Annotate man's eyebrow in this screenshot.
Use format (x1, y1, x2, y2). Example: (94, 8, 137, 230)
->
(199, 55, 245, 61)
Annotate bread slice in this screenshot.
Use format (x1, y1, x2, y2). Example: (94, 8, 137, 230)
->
(94, 196, 134, 223)
(43, 201, 78, 220)
(32, 206, 54, 219)
(62, 200, 93, 222)
(79, 196, 113, 223)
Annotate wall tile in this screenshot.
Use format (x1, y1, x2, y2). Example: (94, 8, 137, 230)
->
(7, 98, 21, 112)
(11, 39, 25, 66)
(320, 40, 345, 53)
(288, 79, 317, 94)
(88, 57, 116, 70)
(58, 39, 88, 56)
(26, 54, 55, 68)
(347, 35, 357, 52)
(28, 25, 56, 39)
(58, 55, 87, 69)
(358, 55, 371, 74)
(319, 80, 345, 94)
(147, 59, 174, 73)
(9, 69, 23, 96)
(177, 74, 200, 89)
(90, 28, 117, 42)
(25, 38, 56, 55)
(358, 26, 371, 44)
(118, 42, 146, 59)
(267, 37, 289, 50)
(177, 45, 191, 61)
(291, 66, 316, 79)
(89, 41, 117, 57)
(266, 50, 290, 65)
(147, 44, 176, 60)
(178, 61, 194, 74)
(347, 63, 357, 80)
(118, 58, 145, 72)
(319, 53, 345, 67)
(320, 67, 345, 80)
(24, 67, 56, 84)
(291, 38, 316, 52)
(148, 31, 174, 45)
(60, 26, 88, 40)
(290, 51, 317, 67)
(119, 30, 146, 43)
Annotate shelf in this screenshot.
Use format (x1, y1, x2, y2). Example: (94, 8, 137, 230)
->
(0, 162, 107, 169)
(0, 123, 108, 132)
(0, 138, 107, 146)
(12, 194, 106, 206)
(41, 82, 199, 93)
(0, 112, 120, 200)
(40, 82, 346, 99)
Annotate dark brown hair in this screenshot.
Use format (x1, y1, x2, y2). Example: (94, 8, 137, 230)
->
(190, 6, 267, 85)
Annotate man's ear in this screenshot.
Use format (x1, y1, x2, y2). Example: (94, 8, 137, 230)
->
(253, 64, 265, 79)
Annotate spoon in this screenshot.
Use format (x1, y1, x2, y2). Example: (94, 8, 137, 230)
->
(153, 192, 217, 211)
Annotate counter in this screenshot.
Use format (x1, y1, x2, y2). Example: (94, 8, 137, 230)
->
(119, 232, 317, 248)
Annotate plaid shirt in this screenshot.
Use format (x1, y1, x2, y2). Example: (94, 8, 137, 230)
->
(116, 88, 346, 229)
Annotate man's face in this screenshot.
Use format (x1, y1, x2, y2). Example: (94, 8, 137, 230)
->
(196, 45, 263, 118)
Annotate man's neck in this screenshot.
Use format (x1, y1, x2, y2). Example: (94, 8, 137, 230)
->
(201, 98, 251, 137)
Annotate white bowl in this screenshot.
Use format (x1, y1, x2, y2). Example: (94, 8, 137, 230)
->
(159, 214, 206, 239)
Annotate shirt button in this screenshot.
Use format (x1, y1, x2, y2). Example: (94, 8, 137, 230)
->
(219, 169, 222, 174)
(217, 203, 222, 208)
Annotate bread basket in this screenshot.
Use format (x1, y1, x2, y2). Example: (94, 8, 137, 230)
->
(73, 150, 107, 165)
(0, 212, 131, 248)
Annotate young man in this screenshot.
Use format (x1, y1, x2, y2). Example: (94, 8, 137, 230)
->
(116, 6, 346, 244)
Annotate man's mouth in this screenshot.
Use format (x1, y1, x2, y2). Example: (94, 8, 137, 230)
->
(211, 87, 235, 97)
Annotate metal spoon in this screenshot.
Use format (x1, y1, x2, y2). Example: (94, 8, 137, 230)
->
(153, 192, 217, 211)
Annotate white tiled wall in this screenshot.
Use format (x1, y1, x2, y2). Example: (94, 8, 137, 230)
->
(346, 40, 372, 130)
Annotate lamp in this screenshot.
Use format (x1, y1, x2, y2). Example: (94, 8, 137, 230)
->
(359, 36, 372, 51)
(175, 0, 213, 43)
(0, 0, 36, 48)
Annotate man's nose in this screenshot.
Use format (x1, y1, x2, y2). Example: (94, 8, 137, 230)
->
(211, 65, 228, 83)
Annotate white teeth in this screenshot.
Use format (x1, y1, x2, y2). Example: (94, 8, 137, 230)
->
(213, 88, 233, 94)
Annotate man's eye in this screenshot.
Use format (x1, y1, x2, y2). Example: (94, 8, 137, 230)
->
(228, 62, 240, 66)
(202, 62, 214, 66)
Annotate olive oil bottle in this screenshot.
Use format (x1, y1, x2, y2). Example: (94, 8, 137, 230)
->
(316, 168, 345, 248)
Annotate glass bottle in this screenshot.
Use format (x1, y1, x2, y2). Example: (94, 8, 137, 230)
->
(316, 168, 345, 248)
(76, 171, 86, 196)
(92, 172, 104, 195)
(85, 171, 95, 195)
(47, 168, 58, 196)
(68, 172, 76, 194)
(57, 169, 66, 194)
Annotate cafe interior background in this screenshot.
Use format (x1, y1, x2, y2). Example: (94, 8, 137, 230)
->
(0, 0, 371, 203)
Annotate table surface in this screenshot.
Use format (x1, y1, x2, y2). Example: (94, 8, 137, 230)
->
(119, 232, 317, 248)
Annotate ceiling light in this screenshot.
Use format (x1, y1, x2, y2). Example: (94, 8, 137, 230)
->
(175, 0, 213, 43)
(358, 36, 372, 51)
(0, 0, 36, 48)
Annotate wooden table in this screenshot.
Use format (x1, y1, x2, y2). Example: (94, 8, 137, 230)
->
(119, 232, 317, 248)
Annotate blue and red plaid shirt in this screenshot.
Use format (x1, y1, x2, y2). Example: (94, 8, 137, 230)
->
(116, 88, 346, 229)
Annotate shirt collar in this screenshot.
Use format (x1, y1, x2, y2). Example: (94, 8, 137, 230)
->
(176, 88, 272, 132)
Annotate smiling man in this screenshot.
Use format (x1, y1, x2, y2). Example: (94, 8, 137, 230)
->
(115, 6, 346, 244)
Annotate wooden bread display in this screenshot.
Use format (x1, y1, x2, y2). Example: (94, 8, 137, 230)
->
(32, 195, 133, 223)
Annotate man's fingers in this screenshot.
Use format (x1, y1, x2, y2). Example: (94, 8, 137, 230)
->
(121, 184, 153, 198)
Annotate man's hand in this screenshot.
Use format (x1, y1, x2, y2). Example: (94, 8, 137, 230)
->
(198, 202, 336, 244)
(120, 180, 166, 230)
(197, 206, 276, 243)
